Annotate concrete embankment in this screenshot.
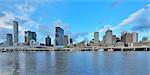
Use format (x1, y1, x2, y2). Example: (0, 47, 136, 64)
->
(0, 46, 150, 52)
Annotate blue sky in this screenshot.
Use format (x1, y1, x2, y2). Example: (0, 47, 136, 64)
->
(0, 0, 149, 44)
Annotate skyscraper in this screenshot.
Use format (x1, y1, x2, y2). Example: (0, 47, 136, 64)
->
(112, 35, 116, 43)
(121, 32, 133, 45)
(25, 31, 36, 45)
(105, 30, 113, 45)
(132, 32, 138, 43)
(55, 27, 64, 46)
(94, 32, 99, 45)
(103, 35, 106, 42)
(6, 34, 13, 46)
(64, 35, 69, 46)
(121, 32, 138, 46)
(45, 36, 51, 46)
(13, 21, 19, 45)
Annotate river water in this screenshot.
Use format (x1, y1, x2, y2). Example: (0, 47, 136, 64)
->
(0, 51, 149, 75)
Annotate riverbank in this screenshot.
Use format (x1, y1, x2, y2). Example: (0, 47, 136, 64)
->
(0, 46, 150, 52)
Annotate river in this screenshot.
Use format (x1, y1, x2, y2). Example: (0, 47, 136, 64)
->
(0, 51, 149, 75)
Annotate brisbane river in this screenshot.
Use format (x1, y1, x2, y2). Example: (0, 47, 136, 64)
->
(0, 51, 149, 75)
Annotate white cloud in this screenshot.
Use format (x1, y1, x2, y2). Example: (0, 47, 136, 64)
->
(0, 3, 41, 43)
(16, 4, 35, 13)
(0, 12, 14, 29)
(86, 4, 150, 42)
(0, 11, 28, 37)
(15, 3, 35, 17)
(112, 4, 150, 30)
(97, 25, 111, 33)
(0, 0, 56, 43)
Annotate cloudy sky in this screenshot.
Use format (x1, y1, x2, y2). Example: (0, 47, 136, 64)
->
(0, 0, 149, 44)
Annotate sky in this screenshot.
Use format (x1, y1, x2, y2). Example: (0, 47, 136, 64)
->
(0, 0, 149, 44)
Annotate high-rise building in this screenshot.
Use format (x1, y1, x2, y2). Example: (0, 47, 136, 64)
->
(103, 35, 106, 42)
(105, 30, 113, 45)
(121, 32, 133, 45)
(121, 32, 138, 45)
(25, 31, 36, 45)
(45, 36, 51, 46)
(132, 32, 138, 43)
(55, 27, 64, 46)
(64, 35, 69, 46)
(6, 34, 13, 46)
(112, 35, 116, 43)
(94, 32, 99, 45)
(13, 21, 19, 45)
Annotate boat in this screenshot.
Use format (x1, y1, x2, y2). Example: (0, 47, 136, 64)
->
(98, 49, 104, 51)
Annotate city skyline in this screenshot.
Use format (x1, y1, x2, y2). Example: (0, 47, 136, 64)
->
(1, 21, 148, 47)
(0, 0, 149, 43)
(0, 1, 150, 75)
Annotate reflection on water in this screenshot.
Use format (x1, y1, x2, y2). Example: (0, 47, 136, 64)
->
(0, 51, 149, 75)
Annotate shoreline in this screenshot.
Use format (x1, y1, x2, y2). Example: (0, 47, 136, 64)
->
(0, 46, 150, 52)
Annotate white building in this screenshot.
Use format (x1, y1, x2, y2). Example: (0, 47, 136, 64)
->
(132, 32, 138, 43)
(105, 30, 113, 45)
(94, 32, 99, 46)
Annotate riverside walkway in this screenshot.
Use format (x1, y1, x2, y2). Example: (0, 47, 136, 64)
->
(0, 46, 150, 52)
